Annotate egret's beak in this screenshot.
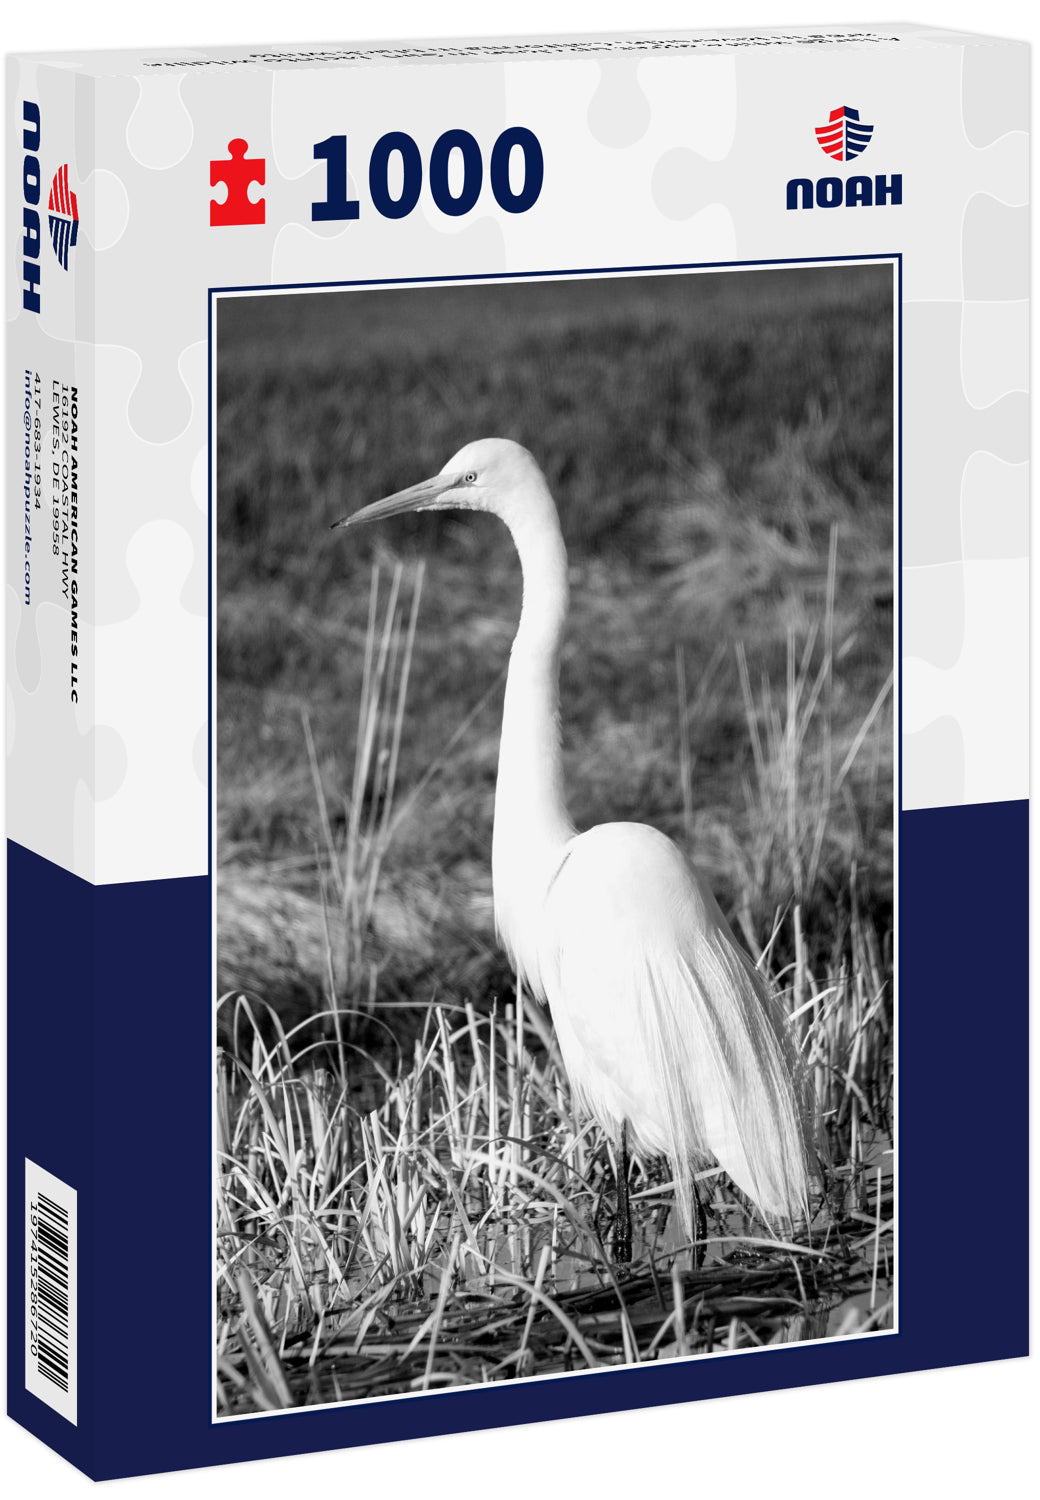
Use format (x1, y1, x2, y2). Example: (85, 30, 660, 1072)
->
(330, 473, 457, 531)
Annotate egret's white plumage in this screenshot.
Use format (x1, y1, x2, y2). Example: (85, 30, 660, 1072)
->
(335, 437, 810, 1237)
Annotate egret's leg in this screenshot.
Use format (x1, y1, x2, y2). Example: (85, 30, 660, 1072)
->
(613, 1122, 632, 1264)
(691, 1181, 707, 1270)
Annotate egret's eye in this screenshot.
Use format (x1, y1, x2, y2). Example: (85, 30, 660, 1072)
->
(464, 471, 477, 484)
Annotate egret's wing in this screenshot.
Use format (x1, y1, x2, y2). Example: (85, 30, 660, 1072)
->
(544, 823, 809, 1224)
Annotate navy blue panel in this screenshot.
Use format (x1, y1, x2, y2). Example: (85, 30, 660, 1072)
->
(7, 844, 97, 1474)
(7, 796, 1029, 1479)
(896, 798, 1030, 1368)
(87, 859, 213, 1477)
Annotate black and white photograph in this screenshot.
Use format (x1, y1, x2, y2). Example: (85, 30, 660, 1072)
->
(214, 263, 895, 1412)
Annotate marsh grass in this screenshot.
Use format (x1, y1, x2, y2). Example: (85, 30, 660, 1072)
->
(216, 975, 892, 1412)
(216, 562, 893, 1414)
(215, 268, 894, 1411)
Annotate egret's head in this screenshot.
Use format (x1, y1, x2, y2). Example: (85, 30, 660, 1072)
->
(331, 438, 553, 534)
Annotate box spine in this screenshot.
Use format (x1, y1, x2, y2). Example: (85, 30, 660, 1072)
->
(6, 56, 97, 1476)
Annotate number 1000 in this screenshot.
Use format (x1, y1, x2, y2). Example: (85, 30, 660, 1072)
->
(311, 127, 544, 222)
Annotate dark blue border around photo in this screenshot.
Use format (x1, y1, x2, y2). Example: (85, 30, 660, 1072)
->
(7, 256, 1029, 1480)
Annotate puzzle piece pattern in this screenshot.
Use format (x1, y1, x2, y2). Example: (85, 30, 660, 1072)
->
(94, 68, 277, 444)
(902, 42, 1028, 811)
(5, 64, 110, 873)
(210, 138, 266, 226)
(587, 56, 651, 148)
(91, 520, 206, 883)
(8, 63, 226, 880)
(126, 72, 194, 169)
(6, 590, 127, 876)
(6, 35, 1029, 885)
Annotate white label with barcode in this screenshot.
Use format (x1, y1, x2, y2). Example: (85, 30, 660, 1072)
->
(25, 1158, 77, 1425)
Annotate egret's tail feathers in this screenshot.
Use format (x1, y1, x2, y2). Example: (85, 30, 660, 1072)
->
(641, 936, 810, 1233)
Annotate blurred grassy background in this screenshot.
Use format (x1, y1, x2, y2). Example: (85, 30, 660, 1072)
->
(216, 266, 894, 1024)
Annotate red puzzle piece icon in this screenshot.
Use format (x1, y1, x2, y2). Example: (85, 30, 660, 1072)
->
(210, 138, 265, 227)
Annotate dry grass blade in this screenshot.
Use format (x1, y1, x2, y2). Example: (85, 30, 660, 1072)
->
(236, 1271, 294, 1410)
(217, 513, 892, 1411)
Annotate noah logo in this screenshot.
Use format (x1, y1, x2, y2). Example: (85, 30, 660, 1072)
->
(787, 104, 901, 210)
(21, 101, 42, 313)
(815, 105, 874, 163)
(48, 164, 79, 270)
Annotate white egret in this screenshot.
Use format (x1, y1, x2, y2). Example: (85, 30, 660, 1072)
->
(333, 438, 810, 1261)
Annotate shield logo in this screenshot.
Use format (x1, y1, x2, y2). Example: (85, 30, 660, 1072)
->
(48, 164, 80, 270)
(815, 106, 874, 163)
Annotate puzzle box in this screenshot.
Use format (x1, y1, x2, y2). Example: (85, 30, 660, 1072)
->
(6, 23, 1029, 1480)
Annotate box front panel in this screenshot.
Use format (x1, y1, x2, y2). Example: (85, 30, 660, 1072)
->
(5, 28, 1028, 1478)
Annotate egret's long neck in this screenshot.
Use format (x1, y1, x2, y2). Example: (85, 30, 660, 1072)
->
(492, 505, 574, 908)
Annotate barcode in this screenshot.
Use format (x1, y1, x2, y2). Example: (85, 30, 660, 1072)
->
(34, 1192, 71, 1389)
(25, 1159, 77, 1425)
